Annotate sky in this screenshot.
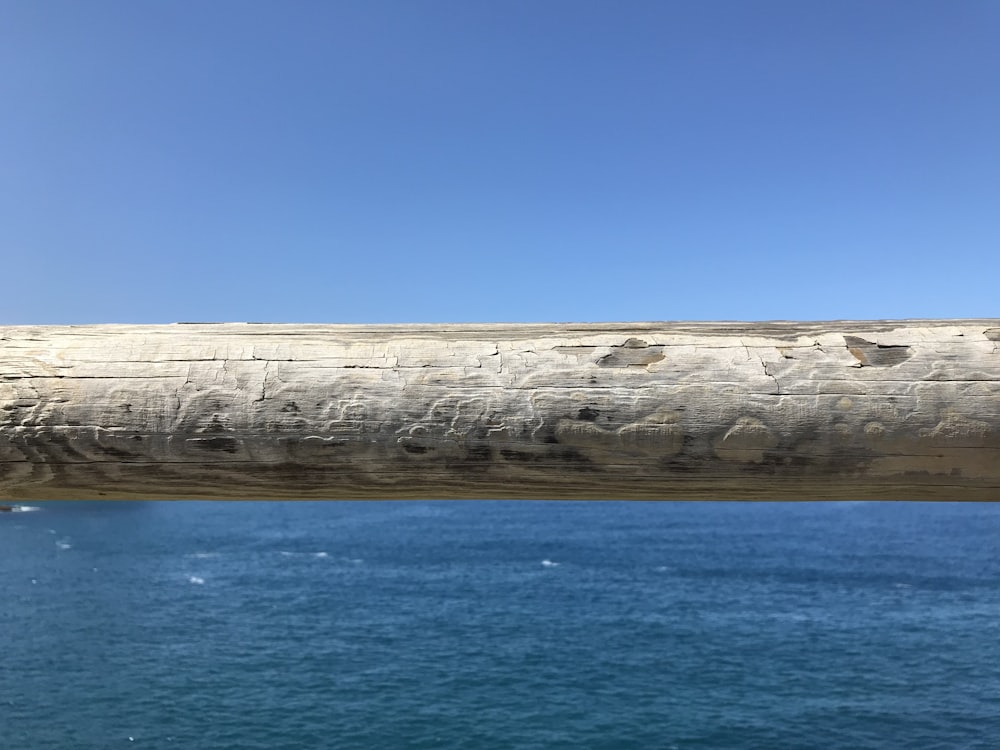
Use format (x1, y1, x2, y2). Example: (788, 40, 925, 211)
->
(1, 0, 997, 325)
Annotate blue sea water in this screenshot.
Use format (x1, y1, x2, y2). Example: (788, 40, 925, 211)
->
(2, 501, 999, 749)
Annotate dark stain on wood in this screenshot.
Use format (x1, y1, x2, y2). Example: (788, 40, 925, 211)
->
(187, 437, 240, 453)
(597, 343, 665, 368)
(843, 336, 913, 367)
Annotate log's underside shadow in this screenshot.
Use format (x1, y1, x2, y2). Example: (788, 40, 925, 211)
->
(2, 320, 999, 500)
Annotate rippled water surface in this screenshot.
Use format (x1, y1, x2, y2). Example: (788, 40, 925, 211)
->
(2, 501, 999, 749)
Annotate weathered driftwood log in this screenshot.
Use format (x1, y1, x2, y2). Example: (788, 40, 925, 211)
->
(1, 321, 999, 500)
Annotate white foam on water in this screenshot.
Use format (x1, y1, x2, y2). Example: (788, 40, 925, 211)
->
(188, 552, 220, 559)
(188, 576, 205, 585)
(278, 550, 330, 558)
(12, 505, 41, 512)
(56, 540, 72, 550)
(541, 559, 559, 567)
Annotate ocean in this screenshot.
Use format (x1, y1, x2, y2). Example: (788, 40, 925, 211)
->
(2, 501, 999, 749)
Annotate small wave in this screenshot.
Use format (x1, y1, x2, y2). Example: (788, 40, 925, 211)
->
(279, 550, 330, 559)
(541, 559, 559, 567)
(346, 558, 363, 564)
(56, 540, 72, 550)
(188, 552, 220, 559)
(12, 505, 41, 513)
(188, 576, 205, 585)
(778, 612, 811, 623)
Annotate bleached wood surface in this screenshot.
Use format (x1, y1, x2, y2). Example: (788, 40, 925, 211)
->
(1, 321, 999, 500)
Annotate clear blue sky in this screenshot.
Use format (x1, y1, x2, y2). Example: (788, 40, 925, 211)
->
(2, 0, 997, 324)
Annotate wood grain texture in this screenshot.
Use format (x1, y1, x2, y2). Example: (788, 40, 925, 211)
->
(2, 321, 999, 500)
